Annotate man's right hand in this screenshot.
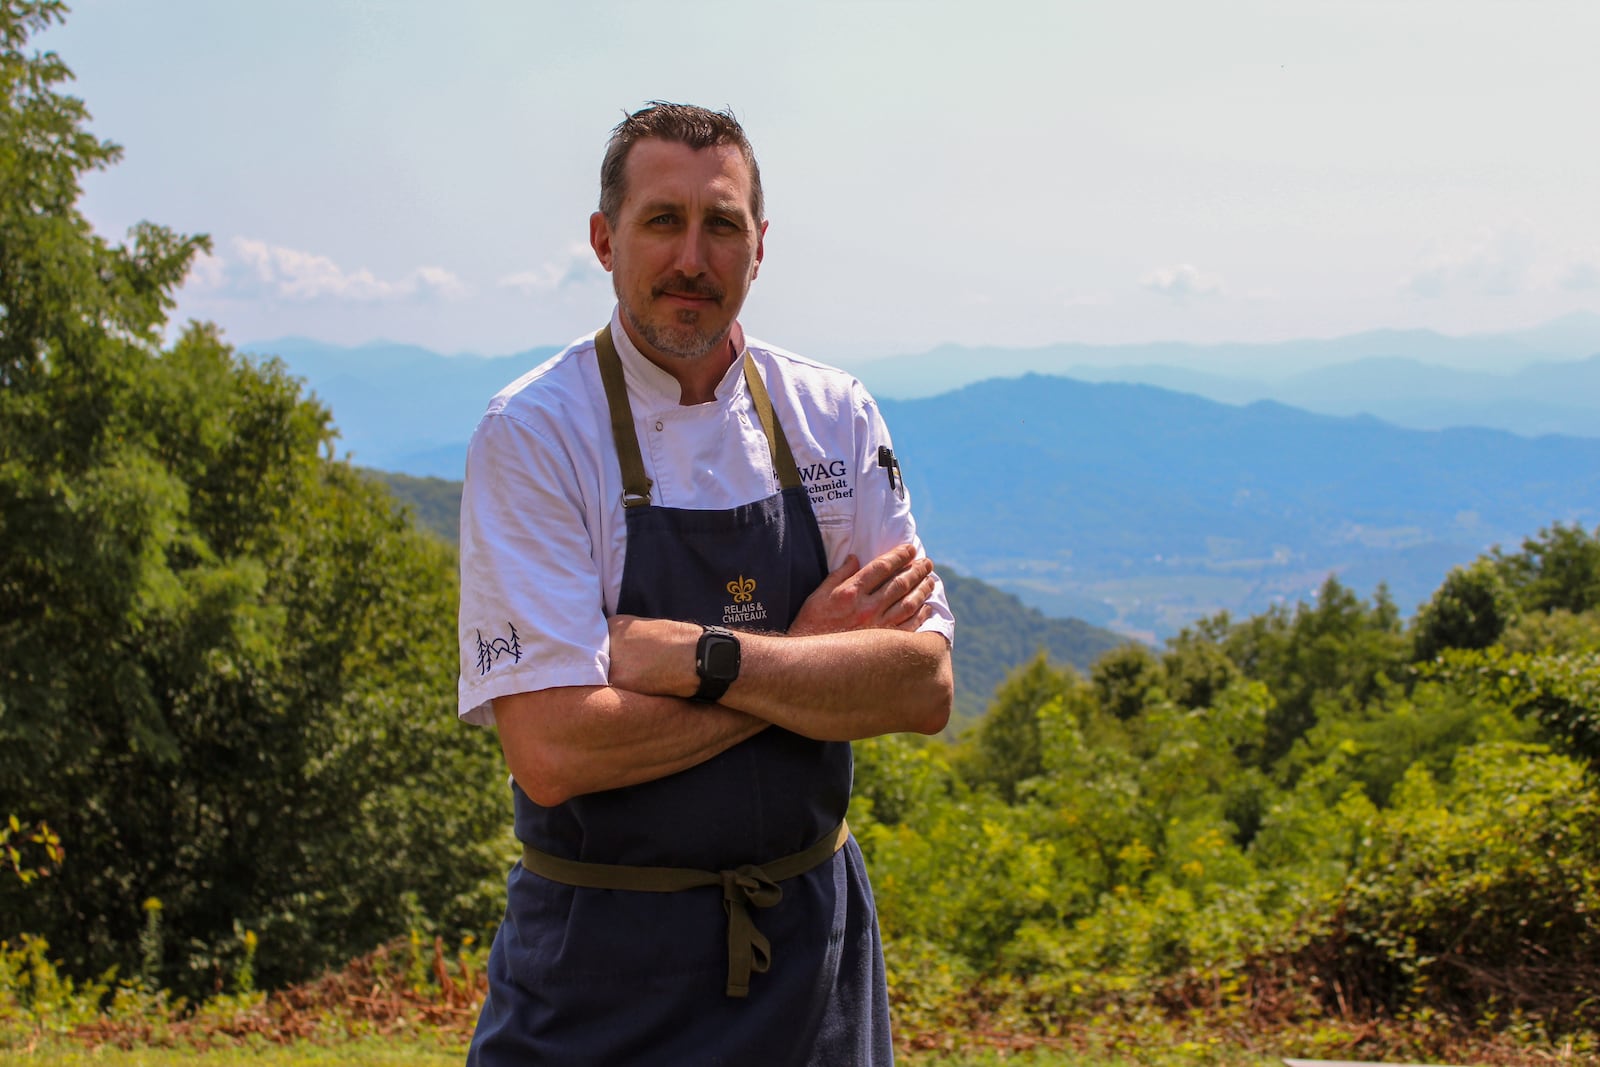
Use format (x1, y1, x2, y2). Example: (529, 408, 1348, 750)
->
(788, 544, 937, 637)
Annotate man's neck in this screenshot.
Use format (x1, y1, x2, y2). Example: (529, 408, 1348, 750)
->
(619, 318, 741, 406)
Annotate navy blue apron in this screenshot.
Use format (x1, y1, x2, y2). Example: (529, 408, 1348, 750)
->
(468, 328, 893, 1066)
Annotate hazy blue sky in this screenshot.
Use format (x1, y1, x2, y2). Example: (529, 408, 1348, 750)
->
(40, 1, 1600, 364)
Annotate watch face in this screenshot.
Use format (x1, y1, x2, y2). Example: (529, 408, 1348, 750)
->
(704, 636, 740, 680)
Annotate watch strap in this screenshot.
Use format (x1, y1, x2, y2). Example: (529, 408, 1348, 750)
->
(692, 674, 733, 703)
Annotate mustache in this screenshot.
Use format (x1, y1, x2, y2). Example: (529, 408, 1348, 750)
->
(653, 275, 724, 302)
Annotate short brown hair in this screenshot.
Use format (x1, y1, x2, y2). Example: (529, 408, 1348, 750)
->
(598, 101, 764, 225)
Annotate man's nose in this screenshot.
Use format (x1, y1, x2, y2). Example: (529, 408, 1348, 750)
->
(672, 227, 708, 276)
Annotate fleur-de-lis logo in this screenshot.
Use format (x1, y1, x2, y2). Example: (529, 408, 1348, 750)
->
(727, 575, 757, 603)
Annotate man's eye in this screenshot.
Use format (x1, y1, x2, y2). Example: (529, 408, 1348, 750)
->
(709, 217, 739, 231)
(649, 214, 677, 225)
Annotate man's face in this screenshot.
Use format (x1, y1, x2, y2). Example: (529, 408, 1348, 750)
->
(590, 139, 766, 366)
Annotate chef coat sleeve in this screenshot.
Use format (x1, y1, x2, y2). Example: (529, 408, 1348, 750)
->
(847, 386, 955, 646)
(457, 411, 611, 725)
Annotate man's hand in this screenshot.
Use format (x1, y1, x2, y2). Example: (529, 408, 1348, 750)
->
(788, 544, 937, 637)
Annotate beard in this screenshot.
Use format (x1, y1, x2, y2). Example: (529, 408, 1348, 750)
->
(619, 275, 730, 361)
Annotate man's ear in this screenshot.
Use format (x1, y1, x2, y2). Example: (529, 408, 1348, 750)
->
(751, 219, 768, 280)
(590, 211, 615, 272)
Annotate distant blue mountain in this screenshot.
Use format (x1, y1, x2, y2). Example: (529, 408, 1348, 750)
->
(1021, 354, 1600, 439)
(846, 314, 1600, 439)
(243, 338, 562, 477)
(246, 314, 1600, 475)
(881, 375, 1600, 637)
(244, 317, 1600, 636)
(849, 312, 1600, 396)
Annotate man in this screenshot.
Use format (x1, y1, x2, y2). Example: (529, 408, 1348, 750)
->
(458, 102, 954, 1065)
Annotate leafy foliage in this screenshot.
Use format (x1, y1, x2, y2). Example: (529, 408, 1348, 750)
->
(1495, 521, 1600, 616)
(1411, 558, 1514, 662)
(0, 4, 507, 997)
(852, 528, 1600, 1046)
(1307, 743, 1600, 1025)
(2, 815, 62, 886)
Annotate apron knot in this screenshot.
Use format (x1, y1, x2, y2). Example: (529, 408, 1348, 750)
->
(719, 865, 782, 998)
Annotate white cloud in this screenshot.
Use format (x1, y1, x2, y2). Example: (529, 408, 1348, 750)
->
(205, 238, 469, 302)
(497, 243, 607, 295)
(1141, 264, 1225, 301)
(184, 248, 227, 293)
(412, 265, 469, 299)
(1403, 231, 1529, 299)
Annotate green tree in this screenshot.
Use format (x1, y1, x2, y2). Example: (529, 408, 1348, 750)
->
(961, 652, 1085, 802)
(1091, 642, 1164, 721)
(0, 4, 506, 995)
(1495, 521, 1600, 616)
(1423, 646, 1600, 766)
(1161, 623, 1242, 712)
(1211, 577, 1407, 772)
(1502, 608, 1600, 656)
(1411, 558, 1513, 661)
(1313, 742, 1600, 1025)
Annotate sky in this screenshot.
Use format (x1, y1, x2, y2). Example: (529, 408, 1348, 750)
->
(38, 0, 1600, 366)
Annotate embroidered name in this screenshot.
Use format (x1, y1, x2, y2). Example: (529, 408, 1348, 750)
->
(800, 457, 853, 505)
(475, 623, 523, 675)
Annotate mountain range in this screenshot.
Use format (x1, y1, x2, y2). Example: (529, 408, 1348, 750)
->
(878, 376, 1600, 638)
(243, 313, 1600, 479)
(861, 351, 1600, 439)
(849, 313, 1600, 438)
(249, 316, 1600, 639)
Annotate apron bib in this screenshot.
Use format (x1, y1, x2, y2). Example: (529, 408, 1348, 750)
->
(468, 328, 893, 1066)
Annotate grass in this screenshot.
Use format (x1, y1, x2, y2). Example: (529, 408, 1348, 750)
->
(903, 1047, 1281, 1066)
(5, 1034, 1287, 1067)
(2, 1036, 465, 1066)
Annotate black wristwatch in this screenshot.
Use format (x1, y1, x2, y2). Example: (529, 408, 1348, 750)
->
(692, 625, 741, 703)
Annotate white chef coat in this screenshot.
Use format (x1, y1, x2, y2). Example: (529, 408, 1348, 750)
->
(457, 307, 953, 725)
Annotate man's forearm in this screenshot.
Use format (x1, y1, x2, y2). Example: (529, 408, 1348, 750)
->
(607, 617, 953, 741)
(498, 547, 950, 805)
(494, 685, 767, 807)
(727, 628, 953, 740)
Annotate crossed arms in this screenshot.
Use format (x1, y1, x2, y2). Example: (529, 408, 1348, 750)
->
(494, 545, 953, 807)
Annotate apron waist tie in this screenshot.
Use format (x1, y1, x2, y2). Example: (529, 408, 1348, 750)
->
(520, 818, 849, 998)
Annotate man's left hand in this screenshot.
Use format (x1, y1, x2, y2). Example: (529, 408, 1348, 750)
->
(788, 544, 937, 637)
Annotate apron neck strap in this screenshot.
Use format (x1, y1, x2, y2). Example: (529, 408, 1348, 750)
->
(740, 353, 803, 493)
(595, 325, 654, 507)
(593, 325, 803, 507)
